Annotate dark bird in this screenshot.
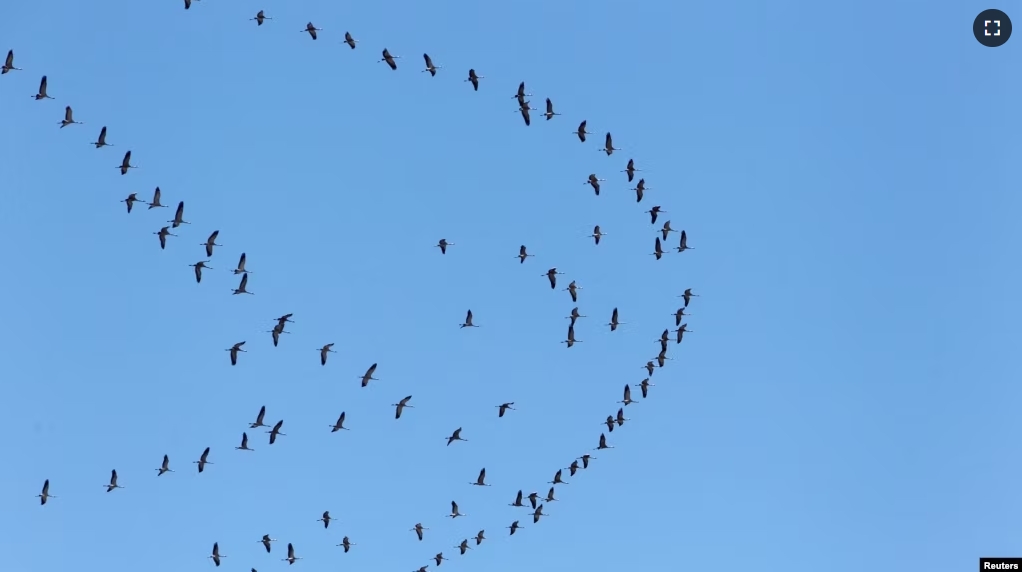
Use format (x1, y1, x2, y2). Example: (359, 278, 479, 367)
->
(675, 323, 692, 343)
(183, 0, 197, 8)
(635, 378, 654, 398)
(566, 459, 580, 476)
(465, 68, 483, 91)
(393, 395, 414, 419)
(379, 48, 401, 69)
(496, 402, 515, 417)
(301, 22, 321, 40)
(588, 225, 605, 245)
(616, 407, 630, 428)
(121, 193, 142, 213)
(585, 173, 605, 195)
(549, 469, 567, 485)
(33, 75, 53, 100)
(607, 307, 623, 331)
(91, 126, 111, 148)
(232, 273, 253, 295)
(259, 535, 276, 553)
(660, 220, 675, 241)
(596, 433, 614, 450)
(622, 158, 640, 182)
(460, 310, 478, 328)
(454, 539, 472, 556)
(359, 363, 379, 387)
(600, 132, 620, 156)
(104, 469, 123, 492)
(154, 226, 177, 250)
(621, 384, 636, 406)
(604, 414, 616, 433)
(507, 520, 522, 535)
(194, 447, 212, 473)
(566, 306, 586, 327)
(318, 511, 332, 528)
(201, 230, 221, 257)
(208, 543, 226, 567)
(58, 106, 82, 128)
(647, 205, 665, 224)
(543, 267, 563, 289)
(644, 361, 655, 376)
(531, 504, 546, 524)
(156, 454, 174, 476)
(544, 487, 557, 503)
(573, 120, 592, 142)
(654, 347, 672, 368)
(562, 324, 581, 348)
(544, 98, 560, 120)
(344, 31, 359, 49)
(231, 252, 251, 274)
(448, 501, 466, 518)
(267, 420, 286, 444)
(411, 523, 428, 541)
(651, 237, 665, 260)
(146, 186, 166, 209)
(434, 552, 449, 566)
(676, 230, 692, 252)
(338, 537, 355, 553)
(117, 150, 136, 175)
(512, 81, 532, 106)
(527, 491, 540, 509)
(509, 490, 526, 507)
(169, 201, 189, 228)
(266, 323, 288, 347)
(680, 288, 700, 308)
(319, 343, 336, 366)
(2, 50, 21, 74)
(516, 245, 533, 264)
(436, 238, 454, 254)
(474, 530, 486, 545)
(282, 543, 301, 565)
(470, 468, 490, 486)
(446, 427, 467, 446)
(235, 432, 254, 451)
(422, 53, 441, 76)
(633, 178, 648, 202)
(249, 405, 269, 428)
(517, 100, 536, 126)
(579, 453, 595, 468)
(250, 10, 271, 25)
(37, 479, 55, 505)
(565, 280, 581, 303)
(226, 341, 246, 366)
(330, 412, 349, 432)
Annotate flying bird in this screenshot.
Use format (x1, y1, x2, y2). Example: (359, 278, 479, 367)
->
(58, 106, 82, 128)
(675, 323, 692, 343)
(620, 383, 635, 406)
(635, 378, 654, 398)
(208, 543, 225, 567)
(579, 454, 596, 468)
(562, 324, 580, 348)
(37, 479, 55, 505)
(460, 310, 478, 328)
(319, 343, 336, 365)
(633, 178, 648, 202)
(301, 22, 321, 39)
(465, 69, 483, 90)
(250, 10, 271, 25)
(496, 402, 515, 417)
(513, 82, 532, 105)
(549, 469, 567, 485)
(448, 501, 466, 518)
(147, 187, 166, 209)
(379, 48, 401, 69)
(226, 341, 246, 366)
(282, 543, 301, 565)
(566, 307, 586, 327)
(474, 530, 486, 545)
(446, 427, 467, 445)
(680, 288, 699, 308)
(2, 50, 22, 74)
(194, 447, 212, 472)
(456, 539, 472, 555)
(543, 267, 563, 289)
(330, 412, 349, 432)
(156, 454, 174, 476)
(250, 406, 269, 428)
(338, 537, 355, 553)
(422, 53, 442, 76)
(516, 245, 533, 264)
(616, 407, 630, 428)
(393, 395, 414, 419)
(33, 75, 53, 100)
(154, 226, 176, 250)
(436, 238, 453, 254)
(588, 225, 605, 245)
(660, 220, 676, 241)
(622, 158, 641, 182)
(121, 193, 142, 213)
(565, 280, 581, 302)
(647, 205, 665, 224)
(117, 150, 136, 175)
(509, 490, 526, 507)
(600, 132, 620, 155)
(676, 230, 692, 252)
(91, 126, 111, 148)
(517, 100, 536, 126)
(318, 511, 332, 529)
(596, 433, 614, 450)
(585, 174, 605, 195)
(344, 32, 359, 49)
(168, 201, 189, 228)
(651, 237, 665, 260)
(507, 520, 522, 535)
(201, 230, 221, 257)
(607, 307, 623, 331)
(411, 523, 428, 541)
(259, 535, 276, 553)
(470, 468, 490, 486)
(267, 420, 286, 444)
(231, 252, 251, 274)
(544, 98, 560, 120)
(573, 120, 592, 142)
(359, 363, 379, 387)
(235, 432, 253, 451)
(531, 504, 546, 524)
(232, 273, 253, 295)
(434, 552, 449, 566)
(545, 487, 557, 503)
(266, 323, 288, 347)
(104, 469, 123, 492)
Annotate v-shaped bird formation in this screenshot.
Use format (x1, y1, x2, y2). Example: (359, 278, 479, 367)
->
(7, 3, 701, 570)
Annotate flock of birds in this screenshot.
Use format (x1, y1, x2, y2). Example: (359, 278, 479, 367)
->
(9, 4, 699, 571)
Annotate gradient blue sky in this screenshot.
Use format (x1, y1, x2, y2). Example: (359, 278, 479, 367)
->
(1, 1, 1019, 571)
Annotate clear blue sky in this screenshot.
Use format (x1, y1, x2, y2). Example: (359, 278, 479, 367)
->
(1, 1, 1019, 571)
